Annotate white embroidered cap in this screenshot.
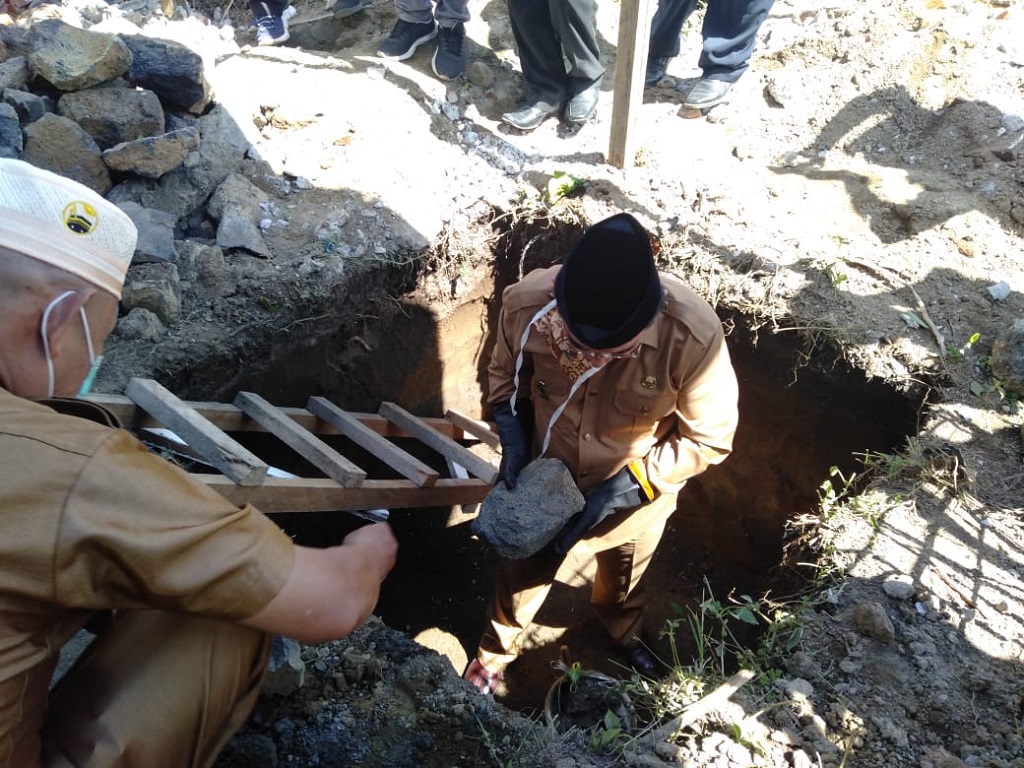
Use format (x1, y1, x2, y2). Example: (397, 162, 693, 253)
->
(0, 159, 137, 298)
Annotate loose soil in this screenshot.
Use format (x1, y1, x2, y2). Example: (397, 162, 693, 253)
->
(71, 0, 1024, 764)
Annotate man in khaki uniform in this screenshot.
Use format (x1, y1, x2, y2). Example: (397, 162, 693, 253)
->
(464, 212, 739, 694)
(0, 159, 398, 768)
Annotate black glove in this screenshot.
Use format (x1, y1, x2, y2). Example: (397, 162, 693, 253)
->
(492, 401, 530, 490)
(552, 464, 653, 554)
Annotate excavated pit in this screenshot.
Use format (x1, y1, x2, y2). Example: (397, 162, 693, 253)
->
(179, 217, 924, 712)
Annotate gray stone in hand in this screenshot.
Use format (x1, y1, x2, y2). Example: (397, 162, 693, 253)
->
(472, 458, 584, 559)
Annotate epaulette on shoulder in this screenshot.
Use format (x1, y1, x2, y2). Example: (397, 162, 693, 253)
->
(501, 266, 559, 313)
(659, 273, 722, 348)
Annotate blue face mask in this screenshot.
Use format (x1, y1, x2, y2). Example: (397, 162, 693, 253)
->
(40, 291, 104, 399)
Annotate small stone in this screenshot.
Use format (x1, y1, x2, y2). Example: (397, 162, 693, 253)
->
(987, 281, 1011, 301)
(882, 574, 916, 600)
(853, 601, 895, 642)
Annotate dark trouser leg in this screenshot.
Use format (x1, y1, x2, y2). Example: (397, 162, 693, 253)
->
(549, 0, 604, 95)
(42, 610, 270, 768)
(508, 0, 569, 106)
(649, 0, 701, 59)
(589, 516, 667, 647)
(699, 0, 774, 82)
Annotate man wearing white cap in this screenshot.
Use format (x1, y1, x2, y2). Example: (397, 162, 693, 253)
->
(0, 159, 397, 767)
(464, 212, 739, 694)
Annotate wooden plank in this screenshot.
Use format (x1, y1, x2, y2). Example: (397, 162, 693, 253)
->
(125, 378, 269, 487)
(379, 402, 498, 484)
(88, 394, 471, 440)
(234, 391, 366, 487)
(607, 0, 654, 169)
(202, 476, 491, 513)
(307, 396, 439, 488)
(445, 409, 500, 449)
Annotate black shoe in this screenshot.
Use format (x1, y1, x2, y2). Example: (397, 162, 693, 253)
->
(431, 22, 466, 80)
(377, 19, 438, 60)
(565, 82, 599, 124)
(683, 78, 733, 109)
(501, 101, 560, 131)
(645, 56, 670, 87)
(615, 643, 664, 678)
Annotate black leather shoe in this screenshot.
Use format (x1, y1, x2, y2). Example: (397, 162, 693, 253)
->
(501, 102, 560, 131)
(565, 82, 600, 124)
(683, 78, 733, 109)
(615, 643, 664, 679)
(645, 56, 670, 87)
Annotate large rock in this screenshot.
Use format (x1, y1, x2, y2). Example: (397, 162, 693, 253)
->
(207, 173, 270, 257)
(58, 85, 165, 150)
(118, 201, 178, 263)
(1, 88, 50, 124)
(121, 261, 182, 323)
(107, 105, 248, 221)
(472, 458, 584, 559)
(22, 112, 111, 194)
(122, 34, 212, 114)
(0, 55, 30, 90)
(103, 126, 199, 178)
(27, 20, 132, 91)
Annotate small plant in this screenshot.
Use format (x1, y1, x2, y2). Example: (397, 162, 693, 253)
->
(947, 331, 980, 363)
(564, 660, 584, 693)
(587, 710, 624, 753)
(818, 465, 860, 517)
(546, 171, 585, 204)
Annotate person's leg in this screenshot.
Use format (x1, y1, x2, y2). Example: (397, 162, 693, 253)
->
(589, 516, 667, 649)
(645, 0, 700, 83)
(433, 0, 470, 26)
(431, 0, 470, 79)
(698, 0, 775, 83)
(550, 0, 604, 121)
(648, 0, 701, 60)
(393, 0, 435, 25)
(507, 0, 568, 106)
(550, 0, 603, 90)
(379, 0, 440, 59)
(472, 548, 565, 676)
(41, 610, 270, 768)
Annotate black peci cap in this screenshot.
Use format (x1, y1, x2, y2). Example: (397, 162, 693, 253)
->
(554, 213, 663, 350)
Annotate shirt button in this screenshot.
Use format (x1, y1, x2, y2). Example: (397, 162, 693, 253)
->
(641, 406, 650, 414)
(584, 433, 593, 441)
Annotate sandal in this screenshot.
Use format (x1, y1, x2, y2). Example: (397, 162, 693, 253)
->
(463, 658, 504, 695)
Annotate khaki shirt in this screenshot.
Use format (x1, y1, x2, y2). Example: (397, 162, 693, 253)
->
(488, 266, 739, 496)
(0, 388, 295, 768)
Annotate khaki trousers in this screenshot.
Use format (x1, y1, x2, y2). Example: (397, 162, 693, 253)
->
(41, 610, 269, 768)
(477, 493, 676, 672)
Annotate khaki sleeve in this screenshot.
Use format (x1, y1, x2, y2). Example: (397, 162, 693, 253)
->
(487, 290, 521, 407)
(54, 430, 295, 621)
(645, 330, 739, 494)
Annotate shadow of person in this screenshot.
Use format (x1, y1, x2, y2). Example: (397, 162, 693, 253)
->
(770, 84, 1024, 244)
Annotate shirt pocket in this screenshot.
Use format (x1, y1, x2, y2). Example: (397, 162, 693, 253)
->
(612, 388, 677, 439)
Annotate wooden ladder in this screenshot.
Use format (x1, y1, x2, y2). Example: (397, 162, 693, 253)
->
(90, 378, 499, 516)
